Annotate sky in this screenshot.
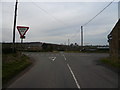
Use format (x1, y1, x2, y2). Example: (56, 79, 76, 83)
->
(1, 0, 119, 45)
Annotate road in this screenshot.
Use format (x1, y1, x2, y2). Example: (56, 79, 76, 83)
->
(8, 52, 118, 88)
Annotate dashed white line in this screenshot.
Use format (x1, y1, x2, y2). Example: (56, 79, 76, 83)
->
(67, 64, 80, 89)
(49, 57, 56, 61)
(63, 54, 66, 61)
(62, 53, 81, 89)
(64, 57, 66, 61)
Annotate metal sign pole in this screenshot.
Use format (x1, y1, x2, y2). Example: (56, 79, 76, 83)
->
(21, 38, 24, 51)
(21, 38, 23, 43)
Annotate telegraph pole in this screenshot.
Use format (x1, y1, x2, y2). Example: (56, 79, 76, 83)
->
(81, 26, 83, 47)
(13, 0, 18, 52)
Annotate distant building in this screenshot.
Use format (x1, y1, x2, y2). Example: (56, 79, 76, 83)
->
(108, 19, 120, 61)
(16, 42, 43, 51)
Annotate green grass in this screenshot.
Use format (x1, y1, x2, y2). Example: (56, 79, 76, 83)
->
(2, 53, 32, 85)
(100, 57, 120, 68)
(64, 50, 108, 53)
(64, 51, 81, 53)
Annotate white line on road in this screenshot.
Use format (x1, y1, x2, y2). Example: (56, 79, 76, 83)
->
(63, 55, 66, 61)
(67, 64, 81, 89)
(64, 57, 66, 60)
(64, 56, 66, 60)
(62, 54, 67, 60)
(49, 57, 56, 61)
(62, 53, 81, 89)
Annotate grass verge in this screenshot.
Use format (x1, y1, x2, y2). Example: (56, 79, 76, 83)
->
(100, 57, 120, 68)
(64, 51, 81, 53)
(64, 50, 108, 53)
(2, 52, 32, 85)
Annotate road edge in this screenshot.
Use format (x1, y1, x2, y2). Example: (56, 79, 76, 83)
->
(2, 55, 36, 89)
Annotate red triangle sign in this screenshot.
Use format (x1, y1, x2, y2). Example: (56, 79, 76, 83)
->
(17, 26, 29, 37)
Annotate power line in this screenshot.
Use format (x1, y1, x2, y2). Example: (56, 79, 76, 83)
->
(31, 1, 115, 45)
(32, 2, 68, 26)
(69, 1, 115, 43)
(80, 0, 115, 47)
(32, 2, 73, 45)
(83, 0, 115, 26)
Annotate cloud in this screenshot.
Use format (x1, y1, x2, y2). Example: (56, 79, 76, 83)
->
(1, 2, 118, 45)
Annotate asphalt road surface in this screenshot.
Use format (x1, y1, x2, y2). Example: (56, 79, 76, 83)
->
(8, 52, 118, 88)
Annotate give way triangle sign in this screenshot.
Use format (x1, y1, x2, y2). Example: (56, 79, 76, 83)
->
(17, 26, 29, 37)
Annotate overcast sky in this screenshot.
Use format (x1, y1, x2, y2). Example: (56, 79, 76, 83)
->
(1, 0, 119, 45)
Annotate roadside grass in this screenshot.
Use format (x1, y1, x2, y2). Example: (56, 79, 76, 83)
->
(52, 51, 59, 53)
(100, 57, 120, 68)
(2, 52, 32, 85)
(64, 50, 108, 53)
(64, 51, 81, 53)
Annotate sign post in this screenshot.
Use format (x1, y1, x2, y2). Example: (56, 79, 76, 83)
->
(21, 38, 23, 43)
(17, 26, 29, 44)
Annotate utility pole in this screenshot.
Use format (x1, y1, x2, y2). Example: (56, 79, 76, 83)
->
(12, 0, 18, 52)
(81, 26, 83, 47)
(68, 39, 70, 46)
(79, 26, 81, 51)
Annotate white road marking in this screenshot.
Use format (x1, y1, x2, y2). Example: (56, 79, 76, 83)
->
(67, 64, 81, 89)
(49, 57, 56, 61)
(62, 54, 66, 61)
(62, 53, 81, 89)
(64, 56, 66, 60)
(64, 57, 66, 60)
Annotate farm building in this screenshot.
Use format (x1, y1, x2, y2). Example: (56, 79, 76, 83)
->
(108, 19, 120, 61)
